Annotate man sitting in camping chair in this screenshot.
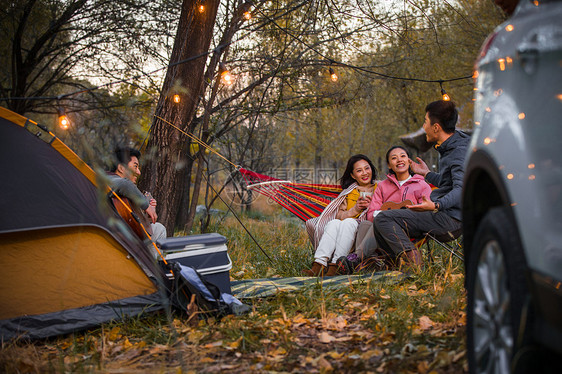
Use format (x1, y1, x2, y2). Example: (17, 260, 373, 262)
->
(373, 100, 469, 270)
(107, 147, 167, 243)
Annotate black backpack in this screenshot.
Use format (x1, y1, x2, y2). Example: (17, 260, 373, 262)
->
(167, 262, 250, 318)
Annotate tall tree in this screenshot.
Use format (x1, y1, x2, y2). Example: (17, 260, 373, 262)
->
(139, 0, 359, 233)
(139, 0, 222, 234)
(0, 0, 178, 116)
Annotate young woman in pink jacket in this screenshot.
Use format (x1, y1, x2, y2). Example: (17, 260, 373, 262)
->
(338, 146, 432, 273)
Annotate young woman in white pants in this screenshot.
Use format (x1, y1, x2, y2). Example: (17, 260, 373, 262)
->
(303, 154, 377, 276)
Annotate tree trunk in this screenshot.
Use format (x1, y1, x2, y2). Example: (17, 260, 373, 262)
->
(138, 0, 220, 234)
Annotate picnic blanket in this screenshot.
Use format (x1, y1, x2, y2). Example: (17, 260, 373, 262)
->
(230, 270, 408, 299)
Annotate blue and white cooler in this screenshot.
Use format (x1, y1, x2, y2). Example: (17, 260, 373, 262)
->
(157, 233, 232, 294)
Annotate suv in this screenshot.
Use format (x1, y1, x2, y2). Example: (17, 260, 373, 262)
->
(463, 1, 562, 373)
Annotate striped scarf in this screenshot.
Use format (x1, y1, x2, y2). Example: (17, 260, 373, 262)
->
(305, 182, 369, 250)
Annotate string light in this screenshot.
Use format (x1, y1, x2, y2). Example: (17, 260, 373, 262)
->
(243, 11, 252, 20)
(173, 94, 181, 103)
(57, 107, 70, 130)
(329, 67, 338, 82)
(3, 4, 474, 107)
(220, 62, 233, 85)
(440, 82, 450, 101)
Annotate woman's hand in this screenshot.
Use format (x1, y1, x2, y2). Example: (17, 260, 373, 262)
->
(337, 195, 371, 219)
(355, 196, 370, 211)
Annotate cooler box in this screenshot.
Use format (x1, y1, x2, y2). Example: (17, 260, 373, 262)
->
(157, 233, 232, 294)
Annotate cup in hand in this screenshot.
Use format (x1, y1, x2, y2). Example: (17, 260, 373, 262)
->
(359, 191, 373, 199)
(144, 191, 156, 207)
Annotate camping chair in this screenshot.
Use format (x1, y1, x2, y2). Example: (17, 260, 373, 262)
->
(416, 228, 463, 263)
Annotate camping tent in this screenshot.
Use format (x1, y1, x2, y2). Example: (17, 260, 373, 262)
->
(0, 107, 167, 340)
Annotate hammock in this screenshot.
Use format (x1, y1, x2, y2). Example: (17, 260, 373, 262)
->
(238, 168, 342, 221)
(152, 116, 343, 222)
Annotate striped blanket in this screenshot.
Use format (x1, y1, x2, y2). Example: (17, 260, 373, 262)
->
(230, 270, 408, 299)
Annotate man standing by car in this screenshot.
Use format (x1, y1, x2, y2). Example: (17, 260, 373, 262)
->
(373, 100, 470, 269)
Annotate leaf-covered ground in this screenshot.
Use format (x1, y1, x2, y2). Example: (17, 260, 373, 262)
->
(0, 215, 467, 373)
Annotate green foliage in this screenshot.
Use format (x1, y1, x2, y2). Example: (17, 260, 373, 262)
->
(207, 214, 314, 279)
(267, 0, 505, 174)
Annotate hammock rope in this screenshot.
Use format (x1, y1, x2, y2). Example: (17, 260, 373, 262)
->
(154, 116, 343, 221)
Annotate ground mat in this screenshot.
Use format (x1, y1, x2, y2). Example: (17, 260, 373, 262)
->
(230, 271, 408, 299)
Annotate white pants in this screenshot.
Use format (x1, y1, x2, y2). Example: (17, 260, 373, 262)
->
(151, 222, 167, 242)
(314, 218, 358, 266)
(148, 222, 167, 259)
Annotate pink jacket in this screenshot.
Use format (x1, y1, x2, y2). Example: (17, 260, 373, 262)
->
(366, 174, 432, 221)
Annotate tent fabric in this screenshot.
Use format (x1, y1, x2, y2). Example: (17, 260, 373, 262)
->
(0, 107, 167, 340)
(0, 294, 165, 341)
(230, 271, 408, 299)
(0, 226, 158, 320)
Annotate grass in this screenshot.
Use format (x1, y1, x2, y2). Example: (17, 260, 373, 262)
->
(0, 210, 468, 373)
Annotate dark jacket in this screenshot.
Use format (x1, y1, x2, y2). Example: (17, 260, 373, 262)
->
(426, 130, 470, 221)
(107, 173, 150, 210)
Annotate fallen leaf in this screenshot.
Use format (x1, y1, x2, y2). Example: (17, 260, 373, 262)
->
(451, 273, 463, 281)
(316, 356, 333, 371)
(431, 351, 452, 368)
(326, 351, 344, 359)
(203, 341, 223, 349)
(323, 315, 347, 330)
(318, 332, 336, 343)
(187, 330, 205, 344)
(417, 360, 430, 373)
(108, 326, 121, 341)
(122, 337, 133, 350)
(269, 347, 287, 356)
(453, 350, 466, 362)
(227, 337, 242, 349)
(419, 316, 434, 330)
(361, 349, 383, 360)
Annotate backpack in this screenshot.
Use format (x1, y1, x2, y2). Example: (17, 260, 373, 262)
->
(167, 261, 250, 319)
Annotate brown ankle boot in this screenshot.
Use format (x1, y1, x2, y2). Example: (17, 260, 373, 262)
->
(399, 249, 423, 271)
(325, 264, 338, 276)
(302, 261, 327, 276)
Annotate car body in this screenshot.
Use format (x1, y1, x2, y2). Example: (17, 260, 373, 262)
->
(463, 0, 562, 373)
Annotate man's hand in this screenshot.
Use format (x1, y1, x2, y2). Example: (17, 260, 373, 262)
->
(410, 157, 430, 177)
(407, 196, 436, 212)
(146, 205, 158, 224)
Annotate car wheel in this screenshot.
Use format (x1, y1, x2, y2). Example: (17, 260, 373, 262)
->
(466, 207, 529, 374)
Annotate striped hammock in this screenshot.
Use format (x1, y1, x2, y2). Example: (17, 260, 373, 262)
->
(238, 168, 342, 221)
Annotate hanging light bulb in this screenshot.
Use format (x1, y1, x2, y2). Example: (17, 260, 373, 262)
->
(329, 67, 338, 82)
(243, 11, 252, 20)
(198, 1, 205, 13)
(57, 107, 70, 130)
(440, 82, 450, 101)
(220, 62, 233, 85)
(173, 94, 181, 103)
